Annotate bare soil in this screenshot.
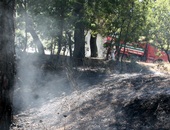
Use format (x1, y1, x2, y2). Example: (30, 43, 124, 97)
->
(11, 57, 170, 130)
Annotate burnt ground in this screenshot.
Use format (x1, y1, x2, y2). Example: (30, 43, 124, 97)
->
(11, 55, 170, 130)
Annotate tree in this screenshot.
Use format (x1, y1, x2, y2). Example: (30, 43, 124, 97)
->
(148, 0, 170, 62)
(16, 0, 151, 64)
(99, 0, 149, 61)
(90, 33, 98, 57)
(84, 0, 102, 58)
(0, 0, 15, 129)
(73, 0, 86, 64)
(19, 0, 75, 58)
(116, 0, 149, 61)
(82, 0, 149, 61)
(16, 0, 45, 55)
(26, 17, 45, 55)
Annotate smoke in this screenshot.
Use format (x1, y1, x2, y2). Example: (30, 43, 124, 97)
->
(13, 12, 107, 114)
(13, 52, 72, 113)
(13, 10, 73, 113)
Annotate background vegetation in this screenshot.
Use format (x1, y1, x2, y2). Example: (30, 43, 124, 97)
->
(15, 0, 170, 63)
(1, 0, 170, 129)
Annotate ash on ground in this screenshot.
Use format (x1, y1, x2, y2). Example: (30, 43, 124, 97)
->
(11, 73, 170, 130)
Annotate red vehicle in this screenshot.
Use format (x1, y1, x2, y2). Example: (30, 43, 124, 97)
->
(120, 42, 169, 62)
(145, 44, 169, 62)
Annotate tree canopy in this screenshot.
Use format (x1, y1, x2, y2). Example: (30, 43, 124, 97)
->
(15, 0, 170, 62)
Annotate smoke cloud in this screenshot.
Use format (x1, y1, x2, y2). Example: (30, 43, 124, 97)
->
(13, 52, 72, 113)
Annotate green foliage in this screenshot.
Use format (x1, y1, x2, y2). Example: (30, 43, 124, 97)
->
(16, 0, 169, 60)
(147, 0, 170, 52)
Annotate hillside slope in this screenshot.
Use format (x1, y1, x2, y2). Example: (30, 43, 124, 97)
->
(11, 73, 170, 130)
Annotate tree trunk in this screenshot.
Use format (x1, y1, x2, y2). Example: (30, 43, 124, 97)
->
(73, 22, 85, 65)
(90, 34, 98, 57)
(67, 31, 72, 58)
(56, 21, 64, 57)
(27, 26, 45, 55)
(73, 0, 85, 65)
(165, 50, 170, 63)
(0, 0, 15, 129)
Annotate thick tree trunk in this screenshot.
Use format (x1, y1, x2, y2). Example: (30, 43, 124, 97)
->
(73, 0, 85, 65)
(73, 22, 85, 65)
(90, 34, 98, 57)
(0, 0, 15, 129)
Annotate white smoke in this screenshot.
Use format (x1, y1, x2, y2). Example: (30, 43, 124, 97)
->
(13, 52, 72, 113)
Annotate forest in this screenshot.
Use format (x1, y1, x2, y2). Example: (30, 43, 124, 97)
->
(0, 0, 170, 130)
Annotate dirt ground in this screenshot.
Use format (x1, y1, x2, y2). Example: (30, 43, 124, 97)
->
(11, 58, 170, 130)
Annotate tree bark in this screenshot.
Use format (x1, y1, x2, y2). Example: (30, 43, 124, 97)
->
(90, 34, 98, 57)
(73, 22, 85, 65)
(0, 0, 15, 129)
(73, 0, 85, 65)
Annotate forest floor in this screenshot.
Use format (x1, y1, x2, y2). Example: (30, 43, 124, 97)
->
(11, 56, 170, 130)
